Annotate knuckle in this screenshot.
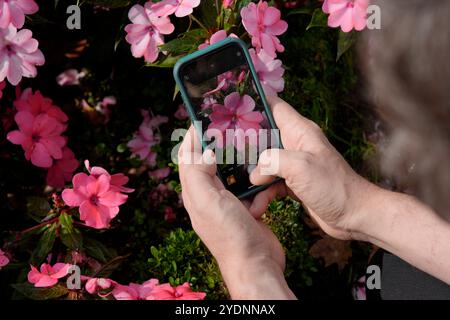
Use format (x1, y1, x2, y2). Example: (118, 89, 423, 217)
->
(306, 120, 323, 135)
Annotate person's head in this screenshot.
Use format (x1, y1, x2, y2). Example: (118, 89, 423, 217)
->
(363, 0, 450, 219)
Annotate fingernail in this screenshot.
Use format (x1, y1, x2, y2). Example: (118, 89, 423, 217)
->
(203, 149, 216, 165)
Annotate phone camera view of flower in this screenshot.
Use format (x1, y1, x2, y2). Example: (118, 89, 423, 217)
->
(184, 55, 278, 195)
(191, 63, 271, 155)
(207, 92, 264, 151)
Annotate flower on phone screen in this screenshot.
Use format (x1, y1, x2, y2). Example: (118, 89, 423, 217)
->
(204, 71, 236, 96)
(207, 92, 264, 150)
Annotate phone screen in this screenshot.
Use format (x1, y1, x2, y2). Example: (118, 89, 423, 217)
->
(179, 42, 280, 197)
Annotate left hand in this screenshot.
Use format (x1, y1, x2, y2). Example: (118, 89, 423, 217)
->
(178, 126, 295, 299)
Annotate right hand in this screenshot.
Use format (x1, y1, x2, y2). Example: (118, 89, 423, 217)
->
(249, 96, 379, 240)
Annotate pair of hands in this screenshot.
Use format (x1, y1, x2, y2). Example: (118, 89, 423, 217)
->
(178, 97, 378, 299)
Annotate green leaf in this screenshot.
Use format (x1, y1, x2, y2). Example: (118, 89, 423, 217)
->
(146, 55, 180, 68)
(116, 143, 127, 153)
(206, 276, 215, 289)
(221, 7, 235, 31)
(59, 213, 83, 250)
(91, 255, 130, 278)
(306, 8, 328, 30)
(12, 283, 69, 300)
(31, 223, 57, 264)
(159, 29, 208, 56)
(336, 30, 357, 61)
(173, 84, 180, 101)
(288, 7, 314, 16)
(150, 246, 159, 258)
(199, 0, 219, 28)
(27, 196, 51, 217)
(172, 261, 177, 273)
(83, 237, 114, 263)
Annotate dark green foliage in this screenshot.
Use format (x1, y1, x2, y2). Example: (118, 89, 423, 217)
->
(265, 199, 317, 290)
(148, 229, 227, 300)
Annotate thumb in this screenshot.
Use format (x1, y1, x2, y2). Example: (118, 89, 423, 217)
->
(250, 148, 312, 186)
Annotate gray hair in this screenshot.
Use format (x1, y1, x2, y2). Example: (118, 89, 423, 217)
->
(362, 0, 450, 219)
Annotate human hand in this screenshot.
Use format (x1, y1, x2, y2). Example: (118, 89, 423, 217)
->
(249, 97, 379, 240)
(178, 126, 295, 299)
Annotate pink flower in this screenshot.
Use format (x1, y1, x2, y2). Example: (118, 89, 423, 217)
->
(100, 96, 116, 108)
(241, 1, 288, 58)
(352, 276, 367, 300)
(149, 183, 172, 204)
(147, 282, 206, 300)
(14, 88, 68, 125)
(0, 249, 10, 269)
(125, 2, 175, 63)
(127, 110, 168, 166)
(198, 30, 237, 50)
(0, 25, 45, 85)
(201, 96, 217, 111)
(46, 147, 79, 189)
(207, 92, 264, 150)
(142, 109, 169, 128)
(71, 250, 86, 264)
(174, 104, 189, 120)
(222, 0, 234, 9)
(7, 111, 66, 168)
(84, 277, 116, 296)
(164, 207, 176, 222)
(324, 0, 368, 32)
(0, 0, 39, 29)
(249, 48, 284, 96)
(84, 160, 134, 194)
(0, 81, 5, 99)
(149, 167, 171, 180)
(127, 127, 158, 164)
(95, 96, 116, 123)
(62, 171, 129, 229)
(27, 263, 71, 287)
(112, 279, 159, 300)
(56, 69, 85, 86)
(322, 0, 330, 13)
(204, 71, 236, 96)
(152, 0, 200, 18)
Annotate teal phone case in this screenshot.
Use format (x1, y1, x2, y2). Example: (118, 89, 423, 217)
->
(173, 37, 282, 199)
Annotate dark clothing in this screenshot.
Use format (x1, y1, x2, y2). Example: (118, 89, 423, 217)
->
(367, 251, 450, 300)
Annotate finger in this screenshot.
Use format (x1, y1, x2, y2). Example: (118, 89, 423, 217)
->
(178, 126, 202, 171)
(241, 199, 252, 210)
(249, 182, 287, 219)
(250, 148, 312, 186)
(185, 149, 218, 194)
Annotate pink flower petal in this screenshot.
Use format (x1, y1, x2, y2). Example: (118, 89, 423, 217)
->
(62, 188, 86, 206)
(30, 142, 53, 168)
(98, 191, 128, 207)
(50, 263, 71, 279)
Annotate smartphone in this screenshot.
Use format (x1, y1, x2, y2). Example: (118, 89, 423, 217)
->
(174, 38, 282, 199)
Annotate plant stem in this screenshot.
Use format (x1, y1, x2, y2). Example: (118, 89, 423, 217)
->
(19, 217, 59, 236)
(190, 14, 208, 31)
